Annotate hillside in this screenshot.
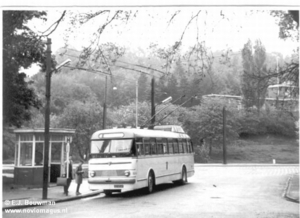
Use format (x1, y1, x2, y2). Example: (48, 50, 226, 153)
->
(195, 134, 299, 164)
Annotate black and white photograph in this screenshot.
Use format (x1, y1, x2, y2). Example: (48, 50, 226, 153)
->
(2, 1, 299, 218)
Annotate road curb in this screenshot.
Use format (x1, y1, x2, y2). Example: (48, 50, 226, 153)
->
(2, 191, 102, 210)
(194, 164, 299, 167)
(283, 175, 299, 204)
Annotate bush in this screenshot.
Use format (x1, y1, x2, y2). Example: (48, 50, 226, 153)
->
(183, 98, 240, 156)
(261, 110, 297, 137)
(194, 145, 210, 163)
(236, 109, 297, 138)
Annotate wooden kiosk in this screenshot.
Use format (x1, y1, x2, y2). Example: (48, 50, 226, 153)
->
(13, 128, 75, 188)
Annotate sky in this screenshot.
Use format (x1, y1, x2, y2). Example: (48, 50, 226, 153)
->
(22, 7, 299, 76)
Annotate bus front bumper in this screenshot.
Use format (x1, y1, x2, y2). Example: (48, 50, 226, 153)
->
(88, 177, 136, 184)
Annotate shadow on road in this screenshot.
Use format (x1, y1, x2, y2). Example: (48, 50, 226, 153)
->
(104, 182, 193, 199)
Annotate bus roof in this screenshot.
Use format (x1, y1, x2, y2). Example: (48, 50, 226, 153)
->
(91, 128, 190, 140)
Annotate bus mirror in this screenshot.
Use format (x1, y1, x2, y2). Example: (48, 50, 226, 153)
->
(83, 154, 87, 160)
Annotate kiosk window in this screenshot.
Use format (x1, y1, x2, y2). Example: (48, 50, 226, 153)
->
(20, 142, 33, 166)
(35, 142, 44, 166)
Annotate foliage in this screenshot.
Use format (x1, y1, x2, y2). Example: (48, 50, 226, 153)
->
(194, 145, 210, 163)
(183, 98, 240, 155)
(3, 11, 47, 127)
(57, 101, 102, 159)
(271, 10, 299, 41)
(271, 10, 299, 90)
(2, 128, 16, 159)
(241, 40, 269, 111)
(235, 108, 297, 138)
(110, 101, 151, 128)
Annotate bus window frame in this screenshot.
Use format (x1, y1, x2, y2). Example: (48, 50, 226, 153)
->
(182, 139, 187, 153)
(162, 138, 168, 154)
(173, 138, 179, 153)
(178, 139, 183, 153)
(156, 138, 163, 155)
(135, 137, 144, 156)
(167, 138, 173, 154)
(144, 138, 151, 155)
(150, 138, 157, 155)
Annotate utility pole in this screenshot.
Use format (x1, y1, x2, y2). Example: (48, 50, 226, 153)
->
(150, 76, 155, 129)
(43, 38, 52, 199)
(136, 80, 138, 128)
(223, 106, 227, 164)
(103, 75, 108, 129)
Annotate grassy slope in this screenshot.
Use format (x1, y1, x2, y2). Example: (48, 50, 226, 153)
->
(206, 134, 299, 164)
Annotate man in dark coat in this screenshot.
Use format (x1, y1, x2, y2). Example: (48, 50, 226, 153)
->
(75, 160, 84, 195)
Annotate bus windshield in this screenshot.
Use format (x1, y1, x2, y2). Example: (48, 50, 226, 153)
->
(90, 139, 134, 158)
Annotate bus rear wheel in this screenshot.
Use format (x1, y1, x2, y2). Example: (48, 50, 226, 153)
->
(147, 172, 155, 194)
(174, 167, 187, 185)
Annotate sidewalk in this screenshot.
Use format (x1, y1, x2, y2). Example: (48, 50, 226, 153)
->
(2, 177, 102, 210)
(284, 173, 299, 203)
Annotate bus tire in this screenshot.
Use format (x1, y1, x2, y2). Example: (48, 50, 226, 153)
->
(147, 171, 155, 194)
(174, 166, 187, 185)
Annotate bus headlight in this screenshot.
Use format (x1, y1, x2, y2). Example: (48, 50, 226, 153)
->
(89, 171, 95, 177)
(124, 170, 130, 177)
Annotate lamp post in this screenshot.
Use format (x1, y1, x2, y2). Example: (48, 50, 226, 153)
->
(102, 75, 117, 129)
(150, 76, 155, 129)
(42, 38, 71, 199)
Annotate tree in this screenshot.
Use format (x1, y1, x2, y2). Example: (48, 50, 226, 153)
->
(3, 11, 47, 127)
(241, 40, 269, 113)
(271, 10, 299, 89)
(137, 73, 149, 102)
(183, 98, 239, 156)
(58, 101, 102, 160)
(166, 74, 180, 103)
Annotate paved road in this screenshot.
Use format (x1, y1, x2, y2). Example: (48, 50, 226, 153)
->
(3, 165, 299, 218)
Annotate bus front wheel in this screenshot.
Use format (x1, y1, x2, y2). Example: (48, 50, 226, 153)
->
(104, 191, 113, 196)
(147, 172, 155, 194)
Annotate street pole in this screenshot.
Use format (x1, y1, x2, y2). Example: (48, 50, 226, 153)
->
(103, 75, 107, 129)
(136, 80, 138, 128)
(150, 76, 155, 129)
(223, 106, 227, 165)
(43, 38, 52, 199)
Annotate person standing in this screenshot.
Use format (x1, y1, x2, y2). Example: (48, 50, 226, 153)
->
(63, 156, 73, 196)
(75, 160, 84, 195)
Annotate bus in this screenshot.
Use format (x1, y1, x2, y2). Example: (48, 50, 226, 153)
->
(88, 128, 195, 195)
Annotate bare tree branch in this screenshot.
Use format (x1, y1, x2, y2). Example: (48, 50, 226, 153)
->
(40, 10, 66, 37)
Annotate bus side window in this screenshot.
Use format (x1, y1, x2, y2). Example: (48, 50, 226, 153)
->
(178, 139, 183, 153)
(162, 138, 168, 154)
(187, 139, 191, 153)
(173, 139, 179, 153)
(150, 138, 156, 155)
(190, 140, 194, 152)
(156, 138, 163, 154)
(187, 139, 193, 153)
(182, 139, 187, 153)
(168, 138, 173, 154)
(144, 138, 150, 155)
(136, 138, 144, 156)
